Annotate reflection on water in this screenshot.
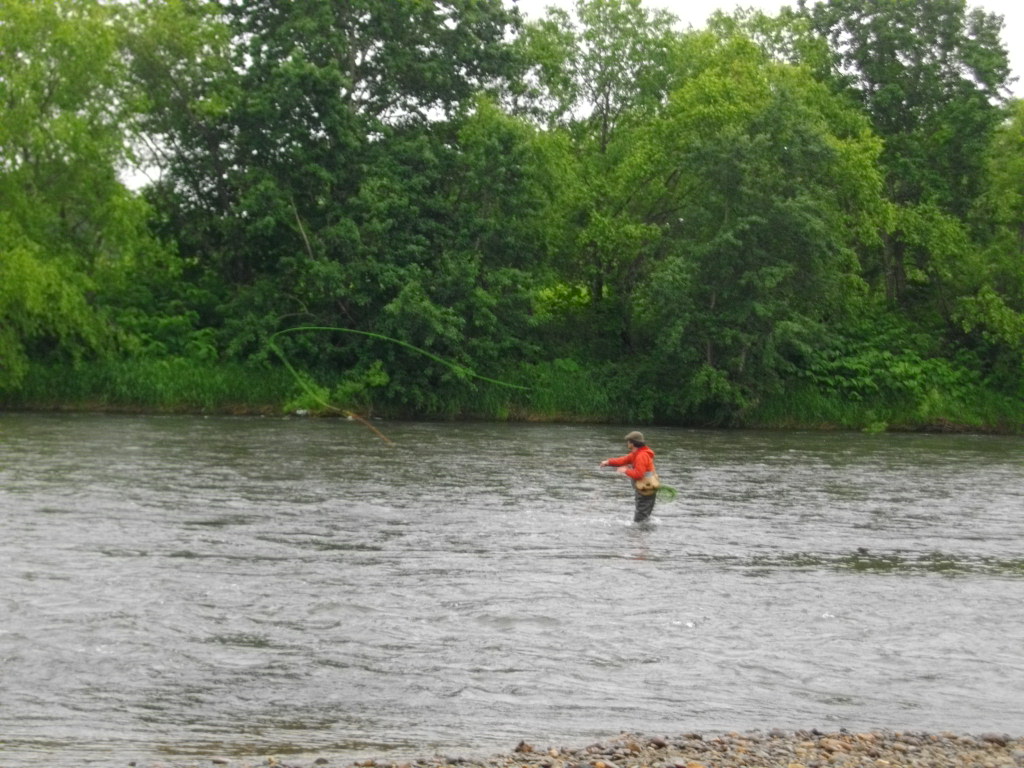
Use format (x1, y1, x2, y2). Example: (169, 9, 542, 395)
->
(1, 414, 1022, 767)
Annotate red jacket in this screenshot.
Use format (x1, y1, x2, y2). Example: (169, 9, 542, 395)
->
(606, 445, 655, 480)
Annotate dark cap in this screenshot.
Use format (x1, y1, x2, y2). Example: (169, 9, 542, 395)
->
(624, 430, 645, 443)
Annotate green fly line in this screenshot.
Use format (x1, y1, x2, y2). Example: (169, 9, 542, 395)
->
(268, 325, 679, 504)
(266, 325, 530, 442)
(268, 325, 529, 391)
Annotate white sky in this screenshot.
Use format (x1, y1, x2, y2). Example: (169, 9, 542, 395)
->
(511, 0, 1024, 98)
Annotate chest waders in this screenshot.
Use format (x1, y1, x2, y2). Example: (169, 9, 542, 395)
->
(633, 474, 656, 522)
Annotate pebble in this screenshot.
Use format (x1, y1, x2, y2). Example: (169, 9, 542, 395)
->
(462, 730, 1013, 768)
(142, 730, 1024, 768)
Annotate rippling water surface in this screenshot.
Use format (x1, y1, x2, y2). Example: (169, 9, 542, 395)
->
(1, 414, 1022, 767)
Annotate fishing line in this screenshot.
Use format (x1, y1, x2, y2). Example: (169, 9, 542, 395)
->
(266, 324, 530, 442)
(269, 325, 530, 390)
(266, 327, 392, 442)
(268, 326, 679, 504)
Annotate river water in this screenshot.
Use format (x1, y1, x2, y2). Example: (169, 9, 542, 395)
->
(1, 413, 1022, 767)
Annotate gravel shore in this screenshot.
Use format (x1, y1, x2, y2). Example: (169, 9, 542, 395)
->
(198, 730, 1024, 768)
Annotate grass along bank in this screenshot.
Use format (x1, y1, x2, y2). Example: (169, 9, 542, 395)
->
(2, 359, 1021, 434)
(1, 359, 296, 415)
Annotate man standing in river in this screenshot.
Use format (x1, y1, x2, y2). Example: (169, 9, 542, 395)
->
(601, 430, 657, 522)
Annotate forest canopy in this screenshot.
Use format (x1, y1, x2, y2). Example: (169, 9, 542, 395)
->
(1, 0, 1021, 431)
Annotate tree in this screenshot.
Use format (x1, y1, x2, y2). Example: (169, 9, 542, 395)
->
(956, 100, 1024, 392)
(0, 218, 104, 389)
(0, 0, 162, 388)
(511, 0, 681, 328)
(799, 0, 1011, 306)
(136, 0, 545, 412)
(626, 32, 886, 418)
(974, 100, 1024, 269)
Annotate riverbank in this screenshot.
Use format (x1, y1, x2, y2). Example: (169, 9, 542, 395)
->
(2, 360, 1021, 434)
(4, 402, 1021, 436)
(171, 731, 1024, 768)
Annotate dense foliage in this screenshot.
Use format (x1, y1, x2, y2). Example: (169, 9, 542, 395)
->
(2, 0, 1021, 431)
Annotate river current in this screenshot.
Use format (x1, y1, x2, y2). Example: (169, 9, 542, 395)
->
(1, 414, 1022, 767)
